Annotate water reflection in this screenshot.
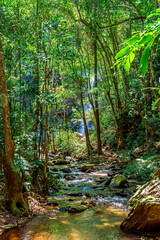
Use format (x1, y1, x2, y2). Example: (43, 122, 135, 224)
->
(1, 205, 144, 240)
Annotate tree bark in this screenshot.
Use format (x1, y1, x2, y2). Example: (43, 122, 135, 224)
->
(94, 38, 102, 155)
(0, 36, 29, 216)
(80, 88, 93, 155)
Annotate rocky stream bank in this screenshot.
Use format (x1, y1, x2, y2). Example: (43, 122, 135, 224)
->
(1, 151, 160, 239)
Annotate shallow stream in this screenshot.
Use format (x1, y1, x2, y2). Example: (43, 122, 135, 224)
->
(0, 156, 148, 240)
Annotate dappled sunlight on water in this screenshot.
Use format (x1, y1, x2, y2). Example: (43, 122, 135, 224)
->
(1, 204, 145, 240)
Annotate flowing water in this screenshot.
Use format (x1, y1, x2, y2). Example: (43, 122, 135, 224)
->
(1, 205, 145, 240)
(0, 157, 148, 240)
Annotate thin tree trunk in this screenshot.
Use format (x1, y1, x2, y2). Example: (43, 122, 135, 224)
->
(80, 90, 92, 155)
(32, 0, 40, 184)
(94, 38, 102, 155)
(43, 34, 49, 191)
(34, 0, 40, 165)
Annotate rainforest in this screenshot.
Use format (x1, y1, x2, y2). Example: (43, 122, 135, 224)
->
(0, 0, 160, 239)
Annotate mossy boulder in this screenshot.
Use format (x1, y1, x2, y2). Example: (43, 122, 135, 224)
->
(54, 158, 70, 165)
(81, 164, 94, 172)
(121, 177, 160, 232)
(68, 204, 88, 213)
(109, 174, 127, 188)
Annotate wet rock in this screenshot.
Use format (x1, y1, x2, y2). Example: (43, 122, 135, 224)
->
(85, 169, 94, 173)
(109, 174, 127, 188)
(121, 178, 160, 232)
(68, 198, 74, 202)
(65, 175, 76, 180)
(67, 193, 83, 197)
(54, 159, 70, 165)
(59, 207, 69, 212)
(50, 167, 59, 172)
(61, 168, 72, 173)
(81, 164, 95, 172)
(68, 204, 88, 213)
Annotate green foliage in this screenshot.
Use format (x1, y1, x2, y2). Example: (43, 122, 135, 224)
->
(55, 130, 86, 155)
(123, 158, 159, 181)
(115, 9, 160, 75)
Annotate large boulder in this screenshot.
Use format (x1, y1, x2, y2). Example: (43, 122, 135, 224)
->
(121, 177, 160, 232)
(109, 174, 127, 188)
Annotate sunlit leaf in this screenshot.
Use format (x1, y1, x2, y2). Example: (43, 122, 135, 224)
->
(125, 57, 130, 72)
(141, 47, 150, 75)
(115, 46, 130, 59)
(129, 52, 135, 64)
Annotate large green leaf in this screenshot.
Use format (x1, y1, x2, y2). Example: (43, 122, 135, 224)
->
(141, 47, 150, 75)
(125, 56, 131, 72)
(129, 52, 135, 64)
(115, 46, 130, 59)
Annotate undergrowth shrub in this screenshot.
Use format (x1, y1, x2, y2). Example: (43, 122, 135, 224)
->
(55, 130, 86, 155)
(123, 158, 159, 181)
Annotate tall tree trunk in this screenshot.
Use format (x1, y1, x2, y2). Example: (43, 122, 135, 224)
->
(43, 36, 49, 191)
(94, 38, 102, 155)
(33, 0, 40, 169)
(0, 36, 29, 216)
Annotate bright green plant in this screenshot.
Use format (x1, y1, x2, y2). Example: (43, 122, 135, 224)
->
(55, 130, 86, 155)
(115, 9, 160, 75)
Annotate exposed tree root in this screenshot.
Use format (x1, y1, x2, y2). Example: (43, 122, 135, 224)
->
(0, 190, 29, 217)
(0, 168, 30, 217)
